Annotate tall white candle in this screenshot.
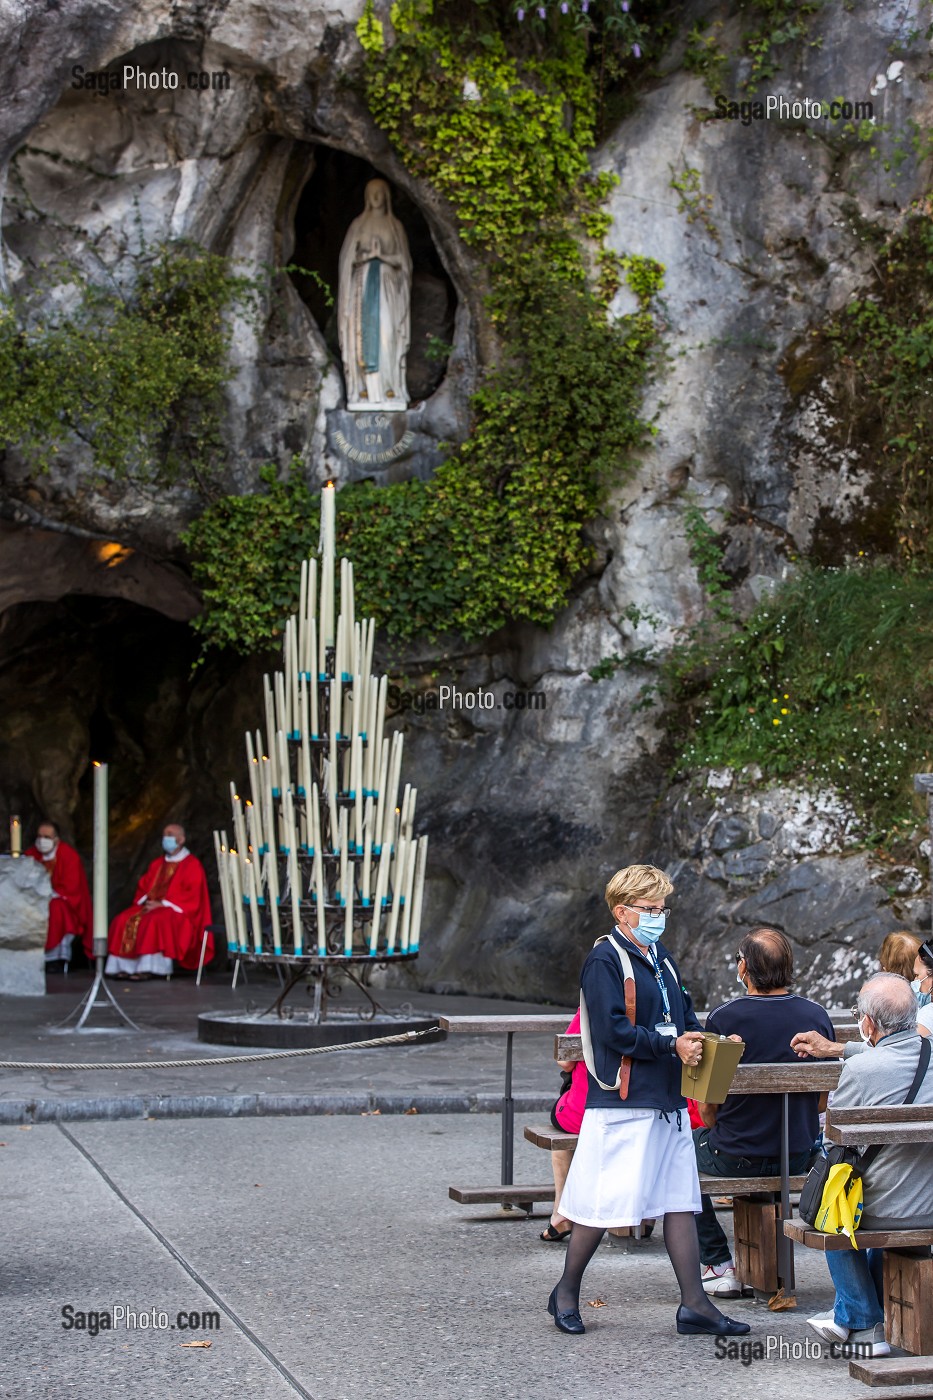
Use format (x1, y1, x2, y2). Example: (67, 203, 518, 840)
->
(352, 730, 363, 850)
(263, 676, 278, 792)
(91, 763, 107, 951)
(265, 845, 283, 954)
(246, 858, 262, 953)
(334, 609, 345, 688)
(312, 785, 327, 955)
(409, 835, 428, 952)
(361, 796, 374, 903)
(289, 618, 300, 738)
(231, 782, 249, 859)
(307, 557, 318, 672)
(260, 756, 274, 858)
(400, 834, 418, 953)
(277, 730, 290, 814)
(345, 560, 356, 662)
(283, 788, 302, 955)
(385, 836, 406, 955)
(274, 671, 289, 746)
(343, 858, 354, 955)
(338, 806, 348, 897)
(300, 676, 312, 797)
(309, 619, 319, 736)
(229, 848, 248, 951)
(321, 482, 336, 654)
(298, 560, 308, 677)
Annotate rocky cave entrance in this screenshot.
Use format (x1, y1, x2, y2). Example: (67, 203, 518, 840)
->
(0, 595, 260, 927)
(289, 146, 457, 406)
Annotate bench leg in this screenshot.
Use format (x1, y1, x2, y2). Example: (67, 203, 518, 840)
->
(734, 1199, 781, 1295)
(884, 1249, 933, 1355)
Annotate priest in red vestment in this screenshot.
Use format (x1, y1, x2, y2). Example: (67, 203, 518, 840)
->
(105, 823, 213, 980)
(25, 820, 93, 967)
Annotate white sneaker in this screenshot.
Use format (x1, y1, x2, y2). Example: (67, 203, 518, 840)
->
(847, 1324, 891, 1358)
(807, 1309, 849, 1343)
(701, 1264, 742, 1297)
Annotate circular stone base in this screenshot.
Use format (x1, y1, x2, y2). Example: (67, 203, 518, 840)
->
(197, 1010, 444, 1049)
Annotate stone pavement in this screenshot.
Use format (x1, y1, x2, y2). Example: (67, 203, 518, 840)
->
(0, 969, 572, 1122)
(1, 1112, 887, 1400)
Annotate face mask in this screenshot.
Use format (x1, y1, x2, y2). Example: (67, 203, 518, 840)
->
(858, 1015, 873, 1045)
(36, 836, 55, 855)
(629, 910, 667, 944)
(162, 835, 178, 854)
(911, 978, 932, 1009)
(736, 972, 746, 987)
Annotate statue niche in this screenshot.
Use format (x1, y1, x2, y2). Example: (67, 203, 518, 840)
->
(337, 179, 412, 413)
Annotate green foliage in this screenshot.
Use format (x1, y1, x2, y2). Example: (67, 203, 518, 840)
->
(823, 212, 933, 563)
(669, 162, 719, 242)
(361, 4, 602, 264)
(682, 504, 733, 623)
(0, 243, 261, 481)
(356, 0, 385, 53)
(683, 19, 728, 94)
(668, 566, 933, 833)
(740, 0, 824, 91)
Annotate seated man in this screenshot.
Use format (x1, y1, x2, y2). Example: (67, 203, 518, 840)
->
(694, 925, 835, 1297)
(25, 820, 93, 968)
(805, 973, 933, 1358)
(105, 823, 212, 980)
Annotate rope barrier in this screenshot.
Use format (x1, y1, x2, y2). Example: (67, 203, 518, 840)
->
(0, 1024, 441, 1072)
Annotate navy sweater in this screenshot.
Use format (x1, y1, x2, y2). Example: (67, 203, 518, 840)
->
(582, 930, 702, 1111)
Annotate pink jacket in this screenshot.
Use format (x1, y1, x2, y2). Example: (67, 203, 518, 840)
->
(553, 1010, 587, 1134)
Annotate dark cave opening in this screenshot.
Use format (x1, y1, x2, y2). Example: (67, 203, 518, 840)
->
(289, 146, 457, 405)
(0, 595, 263, 936)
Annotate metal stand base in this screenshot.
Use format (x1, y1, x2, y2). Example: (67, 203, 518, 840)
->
(52, 956, 141, 1032)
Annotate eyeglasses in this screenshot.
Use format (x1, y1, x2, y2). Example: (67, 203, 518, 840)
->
(851, 1004, 863, 1023)
(623, 903, 671, 919)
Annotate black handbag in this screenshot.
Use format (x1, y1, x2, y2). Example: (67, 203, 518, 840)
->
(798, 1036, 931, 1230)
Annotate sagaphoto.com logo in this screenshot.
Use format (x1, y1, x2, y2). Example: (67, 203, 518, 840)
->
(386, 682, 546, 716)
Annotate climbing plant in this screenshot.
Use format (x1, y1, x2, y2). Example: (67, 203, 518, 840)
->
(0, 242, 263, 482)
(187, 0, 665, 648)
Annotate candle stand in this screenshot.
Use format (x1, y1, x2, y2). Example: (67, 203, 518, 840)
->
(199, 485, 435, 1049)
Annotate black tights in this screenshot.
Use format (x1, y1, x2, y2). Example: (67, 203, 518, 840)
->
(554, 1212, 722, 1319)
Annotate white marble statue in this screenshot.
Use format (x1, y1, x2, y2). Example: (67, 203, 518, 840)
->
(337, 179, 412, 412)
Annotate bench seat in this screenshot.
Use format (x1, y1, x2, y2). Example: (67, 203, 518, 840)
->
(783, 1220, 933, 1251)
(849, 1356, 933, 1388)
(448, 1185, 555, 1208)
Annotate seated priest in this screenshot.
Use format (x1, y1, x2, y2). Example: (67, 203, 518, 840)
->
(25, 820, 93, 968)
(105, 823, 213, 980)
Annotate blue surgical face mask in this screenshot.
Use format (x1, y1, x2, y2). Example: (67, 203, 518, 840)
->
(162, 835, 178, 854)
(628, 909, 667, 944)
(911, 978, 932, 1009)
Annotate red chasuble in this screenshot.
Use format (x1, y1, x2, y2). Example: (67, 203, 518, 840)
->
(25, 841, 93, 956)
(107, 851, 213, 971)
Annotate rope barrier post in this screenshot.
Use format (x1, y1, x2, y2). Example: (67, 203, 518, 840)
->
(55, 761, 140, 1033)
(196, 930, 210, 987)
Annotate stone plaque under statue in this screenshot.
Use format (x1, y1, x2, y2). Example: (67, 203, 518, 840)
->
(338, 179, 412, 413)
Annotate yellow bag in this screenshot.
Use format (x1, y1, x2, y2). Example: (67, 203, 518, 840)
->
(812, 1162, 864, 1247)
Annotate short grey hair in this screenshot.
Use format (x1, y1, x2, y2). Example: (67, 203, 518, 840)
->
(858, 972, 918, 1035)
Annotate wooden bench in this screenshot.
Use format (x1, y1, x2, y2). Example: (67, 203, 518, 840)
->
(784, 1102, 933, 1381)
(441, 1014, 573, 1207)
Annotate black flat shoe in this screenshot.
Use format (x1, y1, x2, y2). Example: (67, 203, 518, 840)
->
(547, 1287, 585, 1334)
(676, 1305, 750, 1337)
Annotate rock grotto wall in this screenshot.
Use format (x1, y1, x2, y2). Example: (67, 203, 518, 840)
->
(0, 0, 931, 1003)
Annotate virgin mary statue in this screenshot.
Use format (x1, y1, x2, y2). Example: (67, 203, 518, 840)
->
(337, 179, 412, 412)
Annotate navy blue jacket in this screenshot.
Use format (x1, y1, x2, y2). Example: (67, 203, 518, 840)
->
(582, 929, 702, 1111)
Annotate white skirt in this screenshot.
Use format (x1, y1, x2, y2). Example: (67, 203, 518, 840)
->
(558, 1106, 702, 1228)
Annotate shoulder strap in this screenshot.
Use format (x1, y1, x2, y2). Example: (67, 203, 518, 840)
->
(579, 935, 637, 1096)
(859, 1036, 931, 1174)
